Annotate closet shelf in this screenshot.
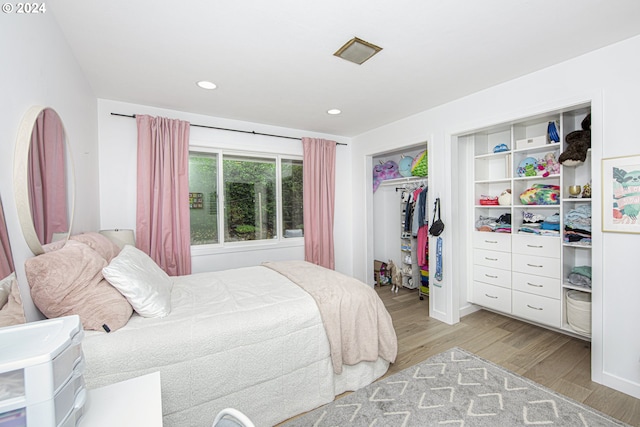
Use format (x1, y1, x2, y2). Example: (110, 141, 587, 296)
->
(380, 176, 427, 187)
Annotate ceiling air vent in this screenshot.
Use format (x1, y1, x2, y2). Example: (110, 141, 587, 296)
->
(334, 37, 382, 65)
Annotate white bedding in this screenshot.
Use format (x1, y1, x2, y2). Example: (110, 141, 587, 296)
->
(82, 266, 389, 427)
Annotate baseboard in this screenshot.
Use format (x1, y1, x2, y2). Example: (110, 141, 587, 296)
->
(600, 371, 640, 400)
(459, 303, 480, 318)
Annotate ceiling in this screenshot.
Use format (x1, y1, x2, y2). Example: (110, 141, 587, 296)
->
(49, 0, 640, 137)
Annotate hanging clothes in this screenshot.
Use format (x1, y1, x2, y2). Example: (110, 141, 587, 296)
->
(417, 225, 429, 267)
(404, 197, 413, 233)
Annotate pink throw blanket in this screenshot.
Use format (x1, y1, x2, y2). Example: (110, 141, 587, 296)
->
(262, 260, 397, 374)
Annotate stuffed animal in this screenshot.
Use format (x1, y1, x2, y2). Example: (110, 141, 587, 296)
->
(373, 160, 401, 192)
(387, 259, 401, 292)
(411, 150, 428, 177)
(544, 152, 560, 175)
(398, 155, 414, 177)
(559, 114, 591, 166)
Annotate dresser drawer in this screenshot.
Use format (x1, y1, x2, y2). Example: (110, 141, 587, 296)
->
(473, 232, 511, 252)
(512, 272, 560, 299)
(472, 281, 511, 313)
(473, 265, 511, 289)
(512, 253, 560, 278)
(473, 249, 511, 270)
(512, 290, 560, 328)
(512, 234, 560, 258)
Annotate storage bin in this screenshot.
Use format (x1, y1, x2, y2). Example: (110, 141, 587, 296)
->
(566, 290, 591, 335)
(0, 315, 85, 427)
(516, 135, 547, 150)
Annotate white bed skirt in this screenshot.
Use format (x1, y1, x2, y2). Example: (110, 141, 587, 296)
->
(82, 266, 389, 427)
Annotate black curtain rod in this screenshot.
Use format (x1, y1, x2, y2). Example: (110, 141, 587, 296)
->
(111, 113, 347, 145)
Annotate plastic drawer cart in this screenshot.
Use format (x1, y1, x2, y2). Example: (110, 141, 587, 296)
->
(0, 315, 86, 427)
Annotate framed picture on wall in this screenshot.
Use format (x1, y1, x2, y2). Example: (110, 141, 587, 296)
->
(602, 154, 640, 233)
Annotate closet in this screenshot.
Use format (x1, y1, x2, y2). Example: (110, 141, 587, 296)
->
(372, 146, 429, 297)
(457, 103, 593, 339)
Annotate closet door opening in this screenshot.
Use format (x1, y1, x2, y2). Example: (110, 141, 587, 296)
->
(370, 143, 430, 308)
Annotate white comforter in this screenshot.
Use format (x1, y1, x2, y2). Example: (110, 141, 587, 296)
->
(82, 266, 389, 427)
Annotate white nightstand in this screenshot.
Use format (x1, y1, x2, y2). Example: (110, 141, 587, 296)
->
(79, 372, 162, 427)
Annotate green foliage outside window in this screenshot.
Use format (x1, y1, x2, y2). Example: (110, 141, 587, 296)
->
(189, 153, 217, 245)
(189, 151, 302, 245)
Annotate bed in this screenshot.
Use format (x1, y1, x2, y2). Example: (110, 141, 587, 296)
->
(24, 233, 397, 427)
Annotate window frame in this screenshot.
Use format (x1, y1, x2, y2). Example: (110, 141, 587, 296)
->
(189, 146, 304, 256)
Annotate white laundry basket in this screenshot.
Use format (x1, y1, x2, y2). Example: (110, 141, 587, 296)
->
(566, 290, 591, 336)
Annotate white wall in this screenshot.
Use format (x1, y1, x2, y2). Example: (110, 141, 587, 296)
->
(0, 13, 99, 320)
(97, 99, 353, 275)
(351, 35, 640, 399)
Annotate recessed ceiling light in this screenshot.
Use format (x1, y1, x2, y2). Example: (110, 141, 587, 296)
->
(334, 37, 382, 65)
(327, 109, 341, 115)
(196, 80, 217, 90)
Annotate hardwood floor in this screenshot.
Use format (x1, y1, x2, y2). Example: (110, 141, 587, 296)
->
(377, 286, 640, 426)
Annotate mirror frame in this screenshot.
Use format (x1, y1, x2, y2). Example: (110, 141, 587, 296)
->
(13, 106, 75, 255)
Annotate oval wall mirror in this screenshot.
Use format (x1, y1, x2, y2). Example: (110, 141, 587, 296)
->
(13, 106, 75, 255)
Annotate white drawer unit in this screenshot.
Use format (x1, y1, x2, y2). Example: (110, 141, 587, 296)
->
(512, 234, 560, 258)
(473, 231, 511, 252)
(473, 249, 511, 270)
(472, 281, 512, 313)
(512, 253, 560, 279)
(0, 315, 86, 427)
(512, 290, 561, 328)
(473, 265, 511, 289)
(512, 272, 561, 299)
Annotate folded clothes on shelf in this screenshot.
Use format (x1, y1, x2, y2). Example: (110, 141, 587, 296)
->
(564, 205, 592, 244)
(476, 214, 511, 233)
(518, 212, 561, 235)
(567, 265, 592, 288)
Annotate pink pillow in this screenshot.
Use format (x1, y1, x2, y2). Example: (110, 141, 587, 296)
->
(0, 275, 26, 327)
(70, 232, 121, 263)
(25, 240, 133, 332)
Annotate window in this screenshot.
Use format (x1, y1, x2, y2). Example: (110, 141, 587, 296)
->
(223, 155, 276, 242)
(281, 159, 304, 238)
(189, 152, 218, 245)
(188, 151, 303, 246)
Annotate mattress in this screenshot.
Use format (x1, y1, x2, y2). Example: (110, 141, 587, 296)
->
(82, 265, 389, 427)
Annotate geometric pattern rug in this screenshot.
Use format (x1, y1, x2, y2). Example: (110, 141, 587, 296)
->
(282, 347, 629, 426)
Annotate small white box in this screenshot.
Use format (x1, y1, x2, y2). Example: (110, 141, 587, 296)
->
(516, 135, 547, 150)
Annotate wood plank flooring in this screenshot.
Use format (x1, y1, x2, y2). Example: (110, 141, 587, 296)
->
(377, 286, 640, 426)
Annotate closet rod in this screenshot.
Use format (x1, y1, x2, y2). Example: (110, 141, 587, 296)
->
(110, 113, 347, 145)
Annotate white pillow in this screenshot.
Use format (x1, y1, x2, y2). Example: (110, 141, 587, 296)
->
(0, 272, 16, 308)
(102, 245, 173, 318)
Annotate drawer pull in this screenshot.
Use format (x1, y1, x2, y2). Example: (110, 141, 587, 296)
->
(485, 274, 498, 279)
(527, 282, 543, 288)
(485, 294, 498, 299)
(526, 263, 543, 268)
(526, 304, 543, 311)
(484, 240, 498, 244)
(485, 257, 498, 261)
(527, 244, 543, 248)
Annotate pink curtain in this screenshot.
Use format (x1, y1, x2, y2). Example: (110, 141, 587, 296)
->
(302, 137, 336, 269)
(28, 109, 68, 244)
(0, 200, 15, 280)
(136, 115, 191, 276)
